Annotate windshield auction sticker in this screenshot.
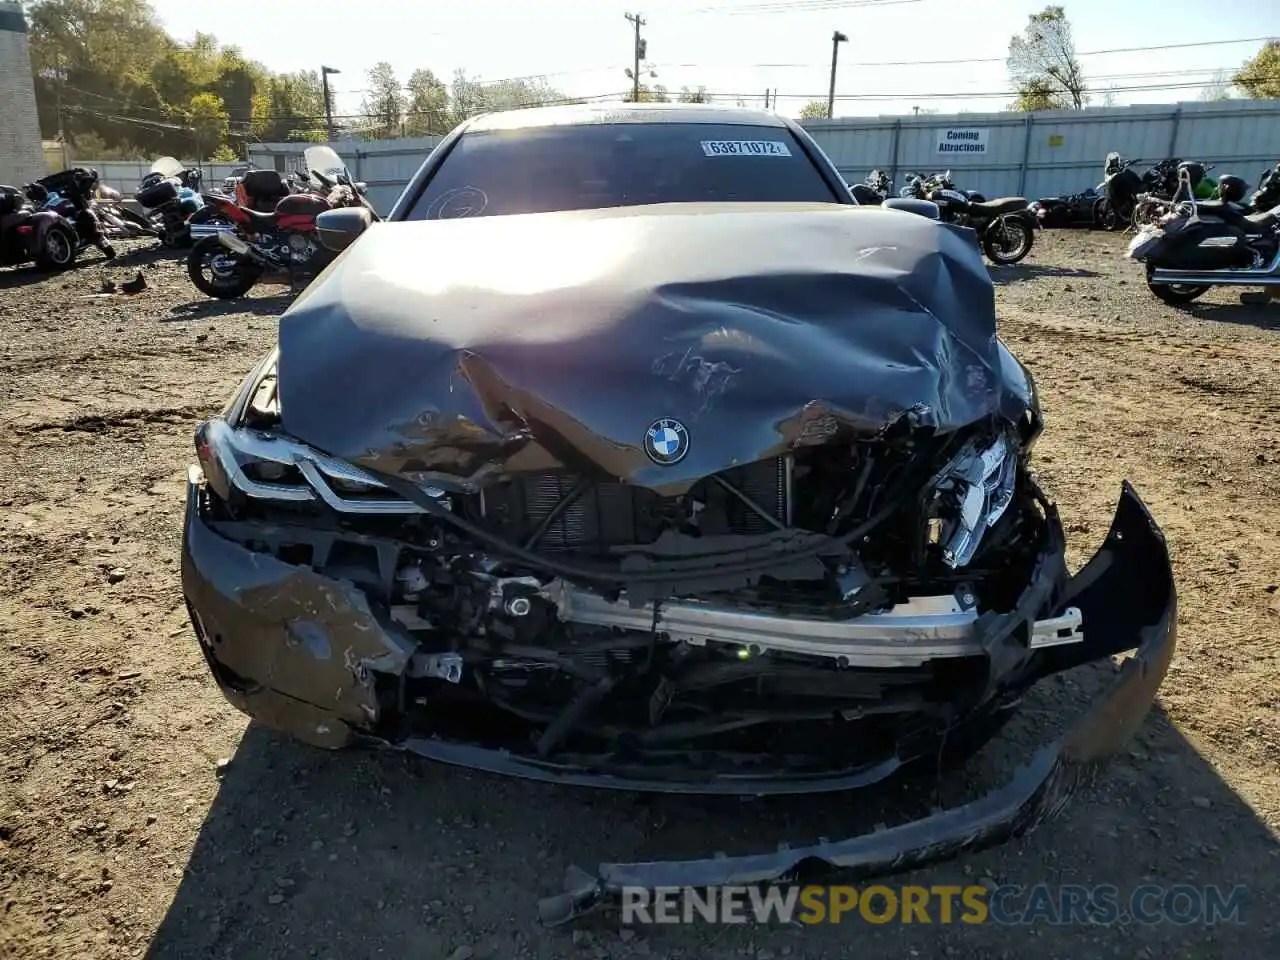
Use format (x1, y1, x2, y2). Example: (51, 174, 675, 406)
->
(701, 140, 792, 157)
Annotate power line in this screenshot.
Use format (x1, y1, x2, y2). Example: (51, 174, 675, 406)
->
(705, 74, 1280, 101)
(689, 0, 927, 14)
(646, 35, 1276, 70)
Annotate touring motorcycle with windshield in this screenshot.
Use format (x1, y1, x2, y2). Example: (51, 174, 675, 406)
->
(186, 145, 376, 298)
(1127, 166, 1280, 303)
(135, 157, 209, 246)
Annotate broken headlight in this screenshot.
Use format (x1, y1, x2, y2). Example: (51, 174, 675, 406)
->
(194, 418, 432, 515)
(927, 432, 1017, 569)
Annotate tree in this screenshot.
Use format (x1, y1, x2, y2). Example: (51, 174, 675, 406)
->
(361, 61, 405, 137)
(253, 70, 325, 142)
(798, 100, 828, 119)
(1234, 40, 1280, 99)
(1010, 77, 1063, 112)
(404, 68, 450, 135)
(448, 69, 483, 123)
(623, 83, 669, 103)
(678, 86, 711, 104)
(483, 76, 571, 111)
(1200, 69, 1234, 103)
(1007, 6, 1087, 110)
(185, 91, 228, 151)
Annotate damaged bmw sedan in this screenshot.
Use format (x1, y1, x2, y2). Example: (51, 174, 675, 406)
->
(181, 105, 1176, 921)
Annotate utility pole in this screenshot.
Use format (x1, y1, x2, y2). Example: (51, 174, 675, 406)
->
(321, 65, 341, 141)
(827, 31, 848, 120)
(54, 53, 68, 170)
(625, 13, 646, 102)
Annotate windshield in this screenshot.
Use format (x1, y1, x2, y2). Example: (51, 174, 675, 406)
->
(304, 145, 347, 180)
(150, 156, 183, 177)
(405, 122, 840, 220)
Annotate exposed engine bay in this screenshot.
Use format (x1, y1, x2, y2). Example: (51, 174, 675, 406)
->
(186, 353, 1086, 784)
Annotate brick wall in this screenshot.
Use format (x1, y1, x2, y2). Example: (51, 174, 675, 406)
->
(0, 2, 47, 186)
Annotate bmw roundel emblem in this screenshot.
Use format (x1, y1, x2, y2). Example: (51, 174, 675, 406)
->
(644, 418, 690, 465)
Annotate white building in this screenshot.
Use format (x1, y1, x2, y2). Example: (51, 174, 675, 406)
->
(0, 2, 46, 186)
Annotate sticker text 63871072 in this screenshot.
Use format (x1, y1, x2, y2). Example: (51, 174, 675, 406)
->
(700, 140, 793, 158)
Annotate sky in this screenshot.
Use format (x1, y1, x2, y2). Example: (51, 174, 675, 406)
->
(151, 0, 1280, 119)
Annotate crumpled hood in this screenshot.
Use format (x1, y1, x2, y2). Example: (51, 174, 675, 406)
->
(276, 202, 1028, 493)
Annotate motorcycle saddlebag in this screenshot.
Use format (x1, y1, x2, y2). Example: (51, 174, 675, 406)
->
(136, 178, 179, 208)
(1155, 220, 1254, 270)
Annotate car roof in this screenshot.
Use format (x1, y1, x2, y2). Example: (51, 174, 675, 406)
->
(463, 102, 790, 134)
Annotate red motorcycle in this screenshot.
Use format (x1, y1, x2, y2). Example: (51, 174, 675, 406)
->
(186, 146, 378, 299)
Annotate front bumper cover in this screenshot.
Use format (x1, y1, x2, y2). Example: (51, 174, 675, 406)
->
(536, 481, 1176, 923)
(181, 479, 1175, 923)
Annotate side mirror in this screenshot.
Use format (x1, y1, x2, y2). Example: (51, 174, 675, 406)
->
(883, 197, 940, 220)
(355, 182, 368, 195)
(316, 206, 373, 253)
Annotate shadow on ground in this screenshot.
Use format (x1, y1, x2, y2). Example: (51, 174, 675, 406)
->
(1184, 297, 1280, 330)
(990, 264, 1103, 285)
(0, 255, 112, 291)
(164, 296, 291, 322)
(143, 678, 1280, 959)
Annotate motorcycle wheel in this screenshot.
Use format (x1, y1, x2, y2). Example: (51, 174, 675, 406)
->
(187, 236, 262, 299)
(36, 223, 78, 271)
(1144, 264, 1209, 305)
(1091, 198, 1112, 230)
(982, 216, 1034, 265)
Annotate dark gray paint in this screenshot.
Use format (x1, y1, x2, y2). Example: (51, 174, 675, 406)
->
(275, 202, 1029, 494)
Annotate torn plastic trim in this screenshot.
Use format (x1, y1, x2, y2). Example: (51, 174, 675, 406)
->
(180, 472, 417, 744)
(536, 481, 1176, 925)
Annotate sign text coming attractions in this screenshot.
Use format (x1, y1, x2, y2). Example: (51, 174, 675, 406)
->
(936, 128, 989, 155)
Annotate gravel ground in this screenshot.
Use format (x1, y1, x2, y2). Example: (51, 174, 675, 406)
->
(2, 228, 1279, 959)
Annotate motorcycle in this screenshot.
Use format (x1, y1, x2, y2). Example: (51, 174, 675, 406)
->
(851, 169, 892, 205)
(898, 171, 986, 203)
(1028, 182, 1105, 229)
(903, 170, 1036, 264)
(1126, 166, 1280, 304)
(1248, 162, 1280, 213)
(136, 157, 207, 247)
(1098, 154, 1216, 231)
(1130, 161, 1218, 230)
(186, 145, 377, 299)
(0, 184, 80, 272)
(29, 168, 116, 259)
(91, 180, 157, 240)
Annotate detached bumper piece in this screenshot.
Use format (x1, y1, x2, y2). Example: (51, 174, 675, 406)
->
(536, 481, 1176, 926)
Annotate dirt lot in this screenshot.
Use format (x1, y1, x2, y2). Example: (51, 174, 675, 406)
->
(2, 228, 1280, 959)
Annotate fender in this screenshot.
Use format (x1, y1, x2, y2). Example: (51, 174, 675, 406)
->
(985, 208, 1037, 233)
(27, 210, 71, 250)
(202, 193, 252, 228)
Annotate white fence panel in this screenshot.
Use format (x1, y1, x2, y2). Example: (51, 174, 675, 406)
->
(801, 99, 1280, 200)
(77, 98, 1280, 214)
